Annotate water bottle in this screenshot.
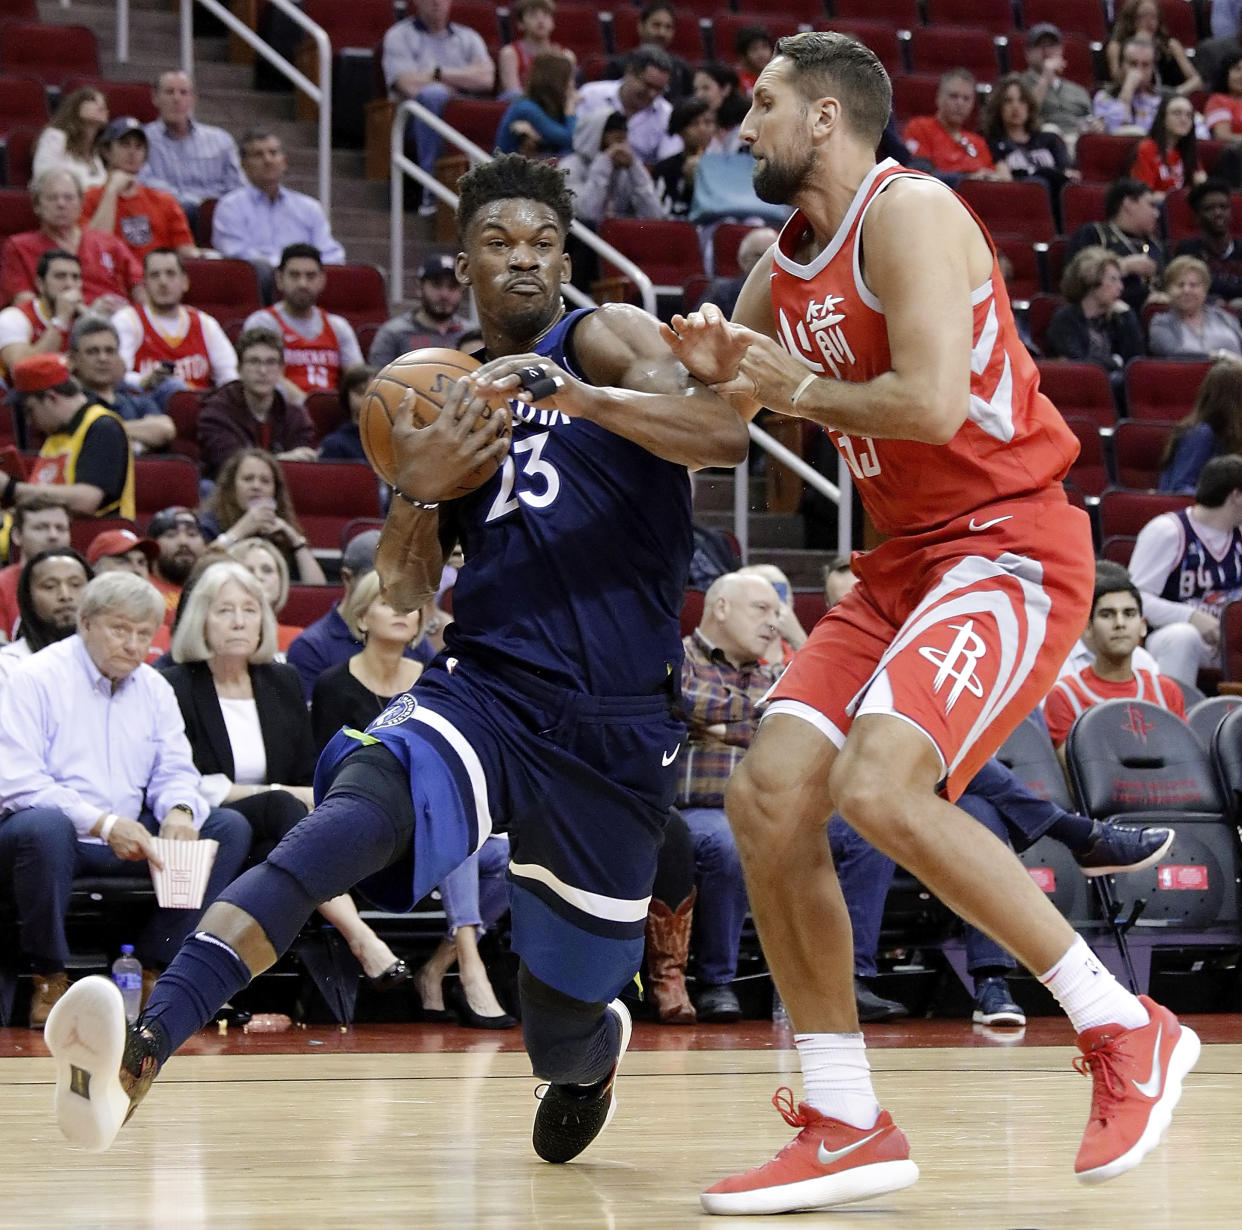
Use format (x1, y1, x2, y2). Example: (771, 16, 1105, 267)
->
(112, 945, 142, 1023)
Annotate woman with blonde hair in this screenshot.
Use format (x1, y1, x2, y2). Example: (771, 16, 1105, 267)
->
(311, 570, 515, 1028)
(227, 535, 303, 652)
(161, 561, 409, 988)
(1149, 255, 1242, 359)
(32, 87, 108, 189)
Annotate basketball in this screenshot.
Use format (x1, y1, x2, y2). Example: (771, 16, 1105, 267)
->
(359, 347, 509, 498)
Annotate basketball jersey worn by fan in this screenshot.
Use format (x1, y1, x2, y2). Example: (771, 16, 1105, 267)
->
(245, 305, 355, 395)
(1044, 666, 1185, 747)
(1158, 508, 1242, 615)
(122, 304, 221, 390)
(0, 300, 64, 381)
(769, 157, 1079, 536)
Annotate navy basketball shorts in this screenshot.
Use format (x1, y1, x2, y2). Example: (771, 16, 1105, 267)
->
(315, 654, 685, 1004)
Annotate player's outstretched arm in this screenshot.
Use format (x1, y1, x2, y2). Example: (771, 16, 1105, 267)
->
(470, 304, 750, 469)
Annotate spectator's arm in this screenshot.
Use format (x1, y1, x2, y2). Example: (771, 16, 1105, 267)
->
(201, 312, 239, 385)
(198, 397, 254, 476)
(305, 201, 345, 265)
(124, 414, 176, 450)
(497, 44, 521, 97)
(1128, 514, 1201, 626)
(209, 194, 256, 261)
(1091, 90, 1130, 134)
(0, 307, 62, 371)
(334, 316, 363, 369)
(111, 305, 143, 376)
(145, 676, 209, 826)
(441, 39, 496, 95)
(1168, 40, 1203, 95)
(575, 154, 618, 226)
(383, 26, 433, 97)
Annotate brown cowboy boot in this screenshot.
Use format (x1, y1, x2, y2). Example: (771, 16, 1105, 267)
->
(29, 970, 70, 1029)
(643, 889, 697, 1024)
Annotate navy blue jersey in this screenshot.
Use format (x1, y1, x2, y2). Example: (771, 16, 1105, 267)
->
(1158, 508, 1242, 614)
(442, 307, 693, 696)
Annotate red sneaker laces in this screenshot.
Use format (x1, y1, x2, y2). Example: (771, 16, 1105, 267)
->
(771, 1086, 813, 1129)
(1073, 1035, 1126, 1122)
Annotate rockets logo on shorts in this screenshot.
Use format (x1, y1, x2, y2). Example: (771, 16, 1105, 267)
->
(917, 619, 988, 713)
(371, 693, 419, 730)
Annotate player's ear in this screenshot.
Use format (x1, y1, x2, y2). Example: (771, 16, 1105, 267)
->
(560, 249, 571, 281)
(455, 253, 470, 284)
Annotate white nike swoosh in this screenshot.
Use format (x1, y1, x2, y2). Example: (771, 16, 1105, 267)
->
(1132, 1024, 1164, 1097)
(817, 1128, 883, 1166)
(967, 515, 1014, 532)
(661, 748, 680, 766)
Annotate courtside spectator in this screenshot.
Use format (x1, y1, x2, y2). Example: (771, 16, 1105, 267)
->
(140, 71, 244, 221)
(9, 354, 135, 520)
(0, 496, 71, 640)
(0, 251, 81, 382)
(112, 249, 237, 402)
(1057, 558, 1161, 679)
(226, 533, 321, 643)
(84, 119, 199, 263)
(1019, 24, 1096, 146)
(1159, 361, 1242, 492)
(368, 255, 472, 368)
(1066, 178, 1165, 314)
(578, 47, 681, 165)
(0, 571, 251, 1027)
(1093, 36, 1164, 134)
(562, 112, 665, 227)
(68, 316, 176, 456)
(1, 171, 142, 313)
(32, 88, 108, 192)
(1129, 453, 1242, 681)
(497, 0, 576, 100)
(197, 328, 315, 479)
(0, 547, 90, 684)
(382, 0, 498, 216)
(1148, 256, 1242, 359)
(904, 70, 1011, 182)
(694, 63, 749, 154)
(243, 245, 363, 401)
(1173, 178, 1242, 304)
(86, 527, 158, 578)
(317, 364, 373, 462)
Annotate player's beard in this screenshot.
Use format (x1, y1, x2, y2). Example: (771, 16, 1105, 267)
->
(753, 146, 816, 205)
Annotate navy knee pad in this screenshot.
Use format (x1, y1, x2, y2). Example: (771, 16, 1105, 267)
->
(217, 860, 321, 956)
(519, 963, 619, 1086)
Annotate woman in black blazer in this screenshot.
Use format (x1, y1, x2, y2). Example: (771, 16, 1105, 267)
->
(160, 560, 408, 989)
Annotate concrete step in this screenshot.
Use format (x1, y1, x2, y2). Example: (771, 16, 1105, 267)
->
(745, 548, 832, 589)
(693, 471, 765, 513)
(698, 511, 804, 550)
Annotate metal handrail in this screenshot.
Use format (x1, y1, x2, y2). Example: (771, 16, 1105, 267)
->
(388, 98, 655, 317)
(178, 0, 332, 221)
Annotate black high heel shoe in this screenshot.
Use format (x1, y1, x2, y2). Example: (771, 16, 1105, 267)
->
(412, 975, 455, 1023)
(446, 980, 518, 1030)
(368, 958, 412, 993)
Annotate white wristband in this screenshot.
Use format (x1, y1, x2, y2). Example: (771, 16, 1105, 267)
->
(99, 813, 119, 842)
(791, 373, 818, 407)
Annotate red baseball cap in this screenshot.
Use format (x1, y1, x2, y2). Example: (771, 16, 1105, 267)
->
(86, 528, 159, 567)
(12, 352, 71, 394)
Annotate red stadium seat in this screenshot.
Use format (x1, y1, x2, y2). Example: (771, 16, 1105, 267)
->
(1112, 419, 1178, 490)
(64, 76, 159, 125)
(0, 0, 38, 17)
(1060, 183, 1108, 237)
(320, 263, 389, 327)
(1064, 416, 1109, 496)
(181, 258, 263, 321)
(609, 7, 706, 60)
(165, 389, 202, 463)
(994, 237, 1044, 304)
(711, 222, 756, 278)
(357, 321, 381, 358)
(599, 217, 705, 291)
(0, 184, 36, 240)
(1158, 0, 1198, 47)
(305, 390, 347, 444)
(680, 588, 705, 637)
(70, 517, 137, 555)
(925, 0, 1014, 35)
(1097, 488, 1192, 540)
(194, 197, 217, 250)
(340, 516, 384, 552)
(1, 125, 36, 188)
(1100, 533, 1136, 564)
(1020, 0, 1108, 43)
(1006, 32, 1098, 92)
(1123, 358, 1212, 421)
(134, 456, 201, 521)
(282, 583, 343, 626)
(1026, 294, 1065, 357)
(1035, 359, 1117, 427)
(1222, 600, 1242, 682)
(891, 74, 945, 125)
(548, 4, 607, 58)
(302, 0, 399, 52)
(0, 73, 47, 136)
(830, 0, 920, 28)
(1164, 187, 1242, 244)
(439, 98, 508, 156)
(713, 14, 803, 61)
(958, 179, 1057, 244)
(0, 22, 100, 87)
(905, 26, 1002, 79)
(281, 460, 382, 549)
(1074, 133, 1140, 185)
(819, 19, 904, 75)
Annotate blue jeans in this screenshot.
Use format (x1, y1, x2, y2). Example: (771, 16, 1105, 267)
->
(829, 815, 897, 980)
(437, 833, 510, 936)
(681, 807, 749, 987)
(0, 806, 251, 971)
(403, 82, 452, 178)
(954, 791, 1018, 975)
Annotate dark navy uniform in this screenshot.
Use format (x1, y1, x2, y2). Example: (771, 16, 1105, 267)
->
(310, 308, 692, 1003)
(1158, 508, 1242, 614)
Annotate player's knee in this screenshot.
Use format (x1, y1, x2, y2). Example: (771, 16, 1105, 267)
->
(829, 751, 914, 847)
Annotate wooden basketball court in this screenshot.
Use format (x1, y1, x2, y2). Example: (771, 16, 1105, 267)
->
(0, 1015, 1236, 1228)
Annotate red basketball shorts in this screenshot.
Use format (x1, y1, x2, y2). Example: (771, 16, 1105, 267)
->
(765, 490, 1093, 799)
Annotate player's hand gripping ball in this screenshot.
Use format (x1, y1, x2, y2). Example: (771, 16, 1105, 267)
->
(359, 348, 511, 498)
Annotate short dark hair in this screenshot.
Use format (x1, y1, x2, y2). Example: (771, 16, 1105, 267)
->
(68, 314, 119, 351)
(1195, 453, 1242, 507)
(143, 246, 183, 274)
(235, 326, 284, 362)
(339, 361, 376, 410)
(734, 24, 773, 56)
(772, 31, 892, 146)
(13, 492, 71, 533)
(278, 243, 323, 269)
(456, 152, 575, 240)
(625, 45, 674, 77)
(17, 546, 91, 654)
(639, 1, 675, 22)
(35, 249, 79, 282)
(1188, 176, 1232, 214)
(1104, 177, 1151, 221)
(668, 97, 711, 136)
(1090, 576, 1143, 619)
(240, 126, 278, 155)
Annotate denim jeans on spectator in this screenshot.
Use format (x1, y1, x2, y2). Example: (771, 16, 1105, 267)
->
(437, 832, 510, 936)
(682, 806, 749, 987)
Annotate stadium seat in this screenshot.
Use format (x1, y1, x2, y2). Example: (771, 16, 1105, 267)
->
(598, 217, 705, 307)
(1006, 31, 1097, 90)
(1187, 694, 1242, 749)
(547, 4, 607, 58)
(712, 14, 803, 62)
(679, 588, 705, 637)
(305, 390, 347, 444)
(281, 460, 382, 549)
(1, 125, 36, 188)
(1096, 487, 1191, 540)
(1158, 0, 1198, 46)
(357, 321, 381, 359)
(340, 516, 384, 552)
(445, 0, 505, 50)
(0, 22, 100, 87)
(1111, 418, 1177, 490)
(181, 258, 263, 321)
(1210, 705, 1242, 816)
(134, 456, 200, 521)
(1123, 358, 1211, 421)
(819, 19, 904, 74)
(165, 389, 202, 463)
(1035, 360, 1116, 427)
(0, 185, 36, 240)
(0, 73, 46, 136)
(1100, 533, 1136, 564)
(320, 264, 389, 327)
(905, 26, 1002, 78)
(1222, 601, 1242, 683)
(924, 0, 1014, 34)
(1164, 187, 1242, 244)
(829, 0, 920, 28)
(437, 98, 509, 157)
(1074, 133, 1140, 185)
(1025, 294, 1064, 357)
(0, 0, 38, 17)
(890, 73, 944, 124)
(609, 6, 706, 60)
(69, 516, 137, 555)
(958, 179, 1056, 244)
(1060, 183, 1108, 237)
(302, 0, 400, 52)
(995, 238, 1044, 303)
(283, 583, 343, 627)
(194, 198, 217, 250)
(1020, 0, 1108, 43)
(711, 222, 756, 278)
(1064, 416, 1108, 496)
(63, 76, 159, 125)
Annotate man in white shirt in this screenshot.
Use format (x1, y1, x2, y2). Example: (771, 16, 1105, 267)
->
(111, 248, 237, 407)
(0, 250, 82, 385)
(1127, 455, 1242, 682)
(577, 47, 682, 165)
(0, 572, 250, 1027)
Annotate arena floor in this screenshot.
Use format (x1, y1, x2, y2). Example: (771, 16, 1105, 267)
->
(0, 1015, 1236, 1228)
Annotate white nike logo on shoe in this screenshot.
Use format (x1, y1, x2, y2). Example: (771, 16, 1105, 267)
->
(1132, 1024, 1164, 1097)
(816, 1127, 884, 1166)
(967, 515, 1013, 532)
(661, 747, 680, 766)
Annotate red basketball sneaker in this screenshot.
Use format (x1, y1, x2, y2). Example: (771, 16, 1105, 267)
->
(1073, 995, 1201, 1184)
(700, 1088, 919, 1216)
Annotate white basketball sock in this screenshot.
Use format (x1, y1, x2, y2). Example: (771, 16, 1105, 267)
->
(795, 1032, 881, 1129)
(1039, 935, 1150, 1034)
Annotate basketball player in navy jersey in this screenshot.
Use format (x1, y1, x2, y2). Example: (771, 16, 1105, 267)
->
(47, 153, 750, 1163)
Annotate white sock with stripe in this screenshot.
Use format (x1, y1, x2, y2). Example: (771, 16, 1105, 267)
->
(795, 1032, 881, 1129)
(1039, 935, 1150, 1034)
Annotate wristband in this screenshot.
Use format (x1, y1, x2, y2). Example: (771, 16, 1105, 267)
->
(394, 488, 440, 510)
(99, 813, 119, 842)
(790, 372, 818, 407)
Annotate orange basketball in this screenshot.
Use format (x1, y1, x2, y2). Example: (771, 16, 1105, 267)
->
(359, 347, 509, 498)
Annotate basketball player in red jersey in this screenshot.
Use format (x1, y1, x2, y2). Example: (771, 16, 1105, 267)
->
(664, 32, 1200, 1216)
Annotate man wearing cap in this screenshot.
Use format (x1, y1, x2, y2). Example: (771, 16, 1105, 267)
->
(367, 254, 471, 369)
(242, 243, 363, 401)
(0, 170, 143, 314)
(147, 505, 207, 624)
(86, 527, 159, 579)
(6, 353, 135, 520)
(286, 528, 434, 699)
(83, 118, 201, 264)
(0, 571, 251, 1027)
(1021, 24, 1097, 145)
(0, 251, 81, 384)
(0, 494, 71, 642)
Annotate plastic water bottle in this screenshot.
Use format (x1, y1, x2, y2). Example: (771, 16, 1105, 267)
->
(112, 945, 142, 1023)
